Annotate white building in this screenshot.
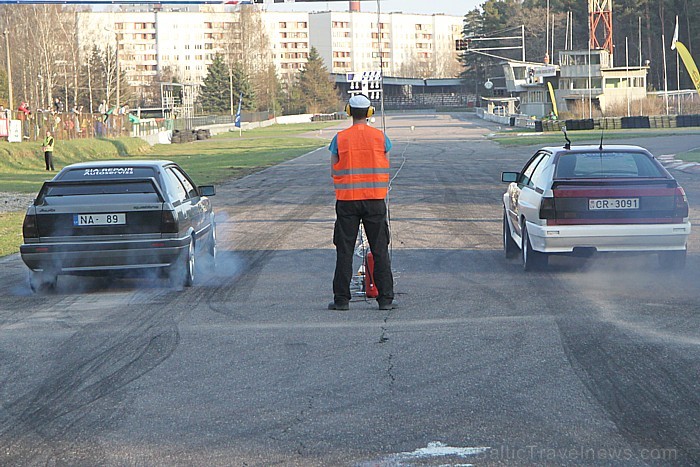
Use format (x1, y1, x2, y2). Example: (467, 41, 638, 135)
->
(309, 11, 462, 78)
(76, 7, 462, 98)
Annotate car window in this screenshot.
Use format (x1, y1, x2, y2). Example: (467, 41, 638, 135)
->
(164, 168, 188, 202)
(555, 151, 665, 178)
(519, 152, 546, 187)
(43, 181, 157, 197)
(171, 167, 198, 199)
(530, 154, 551, 188)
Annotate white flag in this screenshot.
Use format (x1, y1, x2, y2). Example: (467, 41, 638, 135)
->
(671, 15, 679, 50)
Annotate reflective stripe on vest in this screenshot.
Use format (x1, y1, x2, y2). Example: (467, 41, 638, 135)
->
(333, 125, 389, 201)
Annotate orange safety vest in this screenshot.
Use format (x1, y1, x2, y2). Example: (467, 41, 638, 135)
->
(333, 124, 390, 201)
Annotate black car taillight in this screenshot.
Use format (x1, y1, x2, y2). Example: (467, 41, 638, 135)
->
(161, 209, 178, 233)
(22, 214, 39, 239)
(539, 197, 556, 220)
(673, 187, 689, 218)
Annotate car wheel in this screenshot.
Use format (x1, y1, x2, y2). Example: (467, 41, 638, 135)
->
(29, 270, 57, 293)
(171, 237, 195, 288)
(522, 224, 548, 271)
(658, 249, 686, 270)
(207, 222, 217, 269)
(503, 211, 518, 259)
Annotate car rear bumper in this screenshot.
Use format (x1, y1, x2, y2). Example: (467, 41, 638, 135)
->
(20, 237, 190, 273)
(526, 220, 691, 253)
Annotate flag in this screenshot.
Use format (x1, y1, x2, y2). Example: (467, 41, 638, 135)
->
(234, 92, 243, 128)
(671, 15, 679, 50)
(673, 41, 700, 96)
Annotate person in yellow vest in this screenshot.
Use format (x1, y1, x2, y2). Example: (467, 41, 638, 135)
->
(42, 131, 55, 171)
(328, 94, 395, 311)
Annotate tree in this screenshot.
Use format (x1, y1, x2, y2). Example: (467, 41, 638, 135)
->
(198, 53, 254, 113)
(230, 61, 255, 111)
(460, 9, 489, 99)
(297, 47, 340, 114)
(0, 68, 7, 106)
(199, 53, 231, 113)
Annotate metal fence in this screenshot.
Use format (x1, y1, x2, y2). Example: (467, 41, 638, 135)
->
(0, 109, 272, 142)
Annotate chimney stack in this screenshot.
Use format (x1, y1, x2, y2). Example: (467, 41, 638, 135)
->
(350, 1, 360, 12)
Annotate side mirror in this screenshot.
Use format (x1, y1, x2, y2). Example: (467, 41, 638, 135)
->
(199, 185, 216, 197)
(501, 172, 519, 183)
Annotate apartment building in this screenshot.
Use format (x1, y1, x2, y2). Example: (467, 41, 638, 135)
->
(309, 11, 463, 78)
(76, 7, 462, 93)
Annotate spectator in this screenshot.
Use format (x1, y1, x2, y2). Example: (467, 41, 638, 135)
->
(42, 131, 55, 171)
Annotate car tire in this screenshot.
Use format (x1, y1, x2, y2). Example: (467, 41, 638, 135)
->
(503, 211, 518, 259)
(29, 270, 57, 293)
(658, 249, 686, 270)
(207, 222, 217, 269)
(522, 224, 548, 271)
(171, 237, 195, 288)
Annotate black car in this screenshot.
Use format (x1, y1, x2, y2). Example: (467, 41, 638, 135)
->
(21, 160, 216, 291)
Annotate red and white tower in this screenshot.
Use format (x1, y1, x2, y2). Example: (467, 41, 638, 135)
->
(589, 0, 613, 59)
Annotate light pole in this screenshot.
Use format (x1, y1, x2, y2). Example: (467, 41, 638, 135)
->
(3, 29, 13, 112)
(115, 31, 120, 113)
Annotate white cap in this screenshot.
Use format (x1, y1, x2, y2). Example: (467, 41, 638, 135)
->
(348, 94, 371, 108)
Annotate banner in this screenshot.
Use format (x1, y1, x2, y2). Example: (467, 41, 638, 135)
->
(234, 92, 243, 128)
(672, 41, 700, 96)
(8, 120, 22, 143)
(671, 17, 700, 96)
(547, 82, 558, 117)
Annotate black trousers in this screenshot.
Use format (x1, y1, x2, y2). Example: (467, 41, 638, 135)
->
(44, 151, 54, 171)
(333, 199, 394, 304)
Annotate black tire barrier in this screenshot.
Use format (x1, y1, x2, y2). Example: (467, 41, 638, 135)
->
(534, 120, 543, 132)
(621, 116, 649, 129)
(563, 119, 594, 131)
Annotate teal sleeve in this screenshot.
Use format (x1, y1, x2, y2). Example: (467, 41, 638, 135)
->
(329, 135, 338, 156)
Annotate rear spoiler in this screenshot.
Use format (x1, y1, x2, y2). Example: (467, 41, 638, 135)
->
(34, 177, 166, 205)
(551, 178, 677, 189)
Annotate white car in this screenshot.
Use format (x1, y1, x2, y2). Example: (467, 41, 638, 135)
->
(501, 144, 691, 270)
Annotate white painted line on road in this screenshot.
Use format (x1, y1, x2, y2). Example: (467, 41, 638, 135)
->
(382, 441, 490, 464)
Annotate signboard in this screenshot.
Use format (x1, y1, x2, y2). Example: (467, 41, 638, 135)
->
(346, 70, 383, 100)
(534, 66, 558, 78)
(8, 120, 22, 143)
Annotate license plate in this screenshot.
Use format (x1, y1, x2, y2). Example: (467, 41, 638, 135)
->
(588, 198, 639, 210)
(73, 213, 126, 226)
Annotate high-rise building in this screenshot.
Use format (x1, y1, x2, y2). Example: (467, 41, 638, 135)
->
(76, 7, 462, 96)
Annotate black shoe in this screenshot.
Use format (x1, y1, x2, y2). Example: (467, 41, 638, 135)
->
(328, 301, 349, 311)
(378, 300, 398, 310)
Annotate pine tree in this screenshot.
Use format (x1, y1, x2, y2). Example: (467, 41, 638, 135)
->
(297, 47, 340, 114)
(230, 62, 255, 111)
(199, 54, 231, 113)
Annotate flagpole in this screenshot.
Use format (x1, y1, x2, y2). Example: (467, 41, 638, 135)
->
(662, 34, 669, 115)
(676, 15, 681, 114)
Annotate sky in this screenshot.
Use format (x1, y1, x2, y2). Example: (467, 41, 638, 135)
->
(261, 0, 480, 17)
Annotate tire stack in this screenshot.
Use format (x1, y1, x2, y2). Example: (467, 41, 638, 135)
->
(621, 116, 651, 129)
(676, 114, 700, 128)
(171, 129, 201, 144)
(196, 128, 211, 140)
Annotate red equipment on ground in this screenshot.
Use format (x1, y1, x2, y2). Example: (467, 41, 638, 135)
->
(364, 251, 379, 298)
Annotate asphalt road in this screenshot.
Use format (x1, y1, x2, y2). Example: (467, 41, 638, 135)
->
(1, 113, 699, 466)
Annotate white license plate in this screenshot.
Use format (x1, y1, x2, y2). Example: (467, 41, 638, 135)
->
(588, 198, 639, 210)
(73, 213, 126, 226)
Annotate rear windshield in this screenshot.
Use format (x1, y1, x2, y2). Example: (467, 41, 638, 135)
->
(58, 167, 157, 181)
(43, 181, 158, 197)
(555, 152, 665, 178)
